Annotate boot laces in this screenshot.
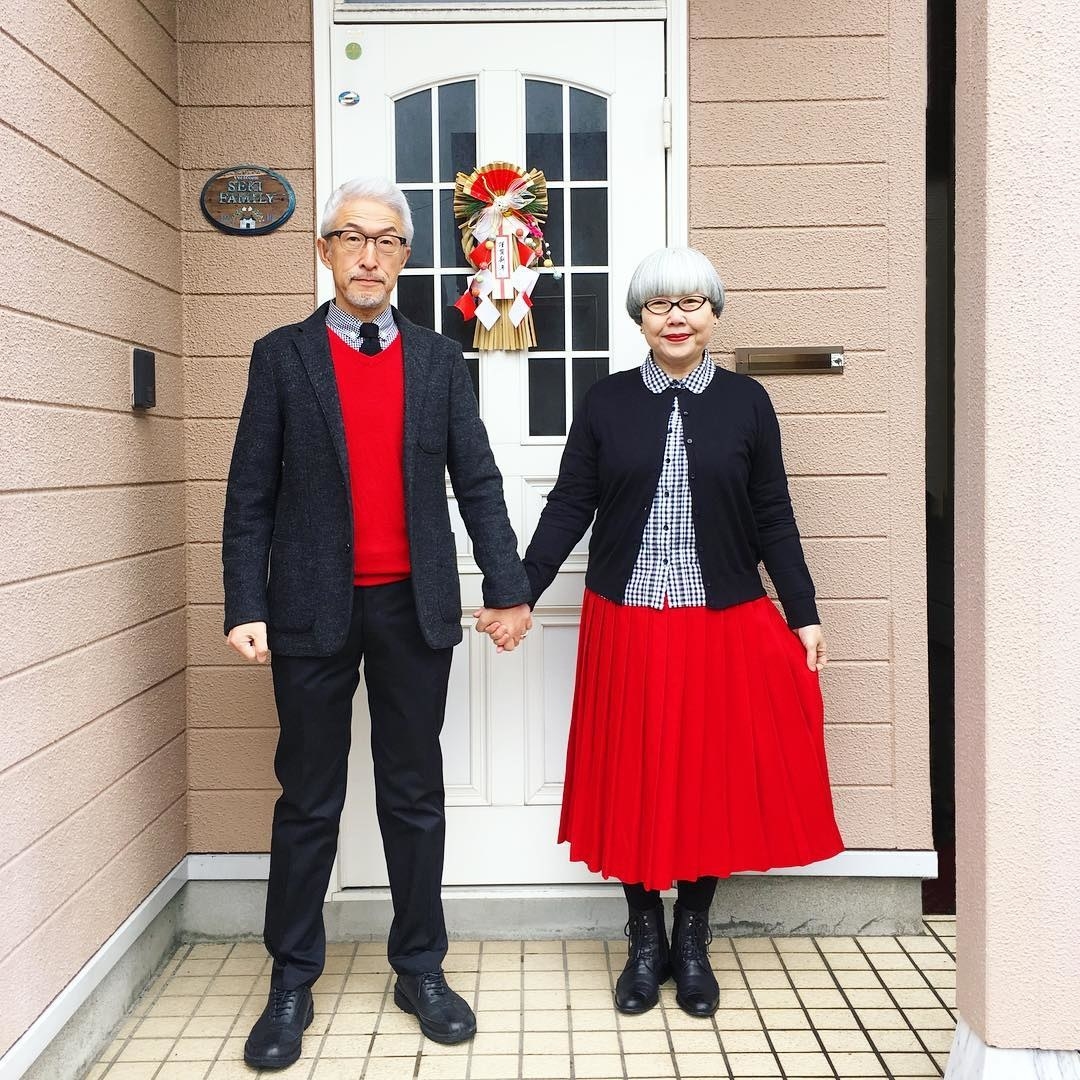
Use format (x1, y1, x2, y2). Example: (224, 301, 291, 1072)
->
(625, 910, 661, 965)
(418, 971, 450, 1001)
(676, 910, 713, 960)
(270, 987, 303, 1021)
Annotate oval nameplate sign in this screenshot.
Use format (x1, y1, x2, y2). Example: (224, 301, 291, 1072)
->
(200, 166, 296, 235)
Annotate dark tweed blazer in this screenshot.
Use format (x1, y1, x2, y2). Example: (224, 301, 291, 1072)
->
(222, 303, 531, 655)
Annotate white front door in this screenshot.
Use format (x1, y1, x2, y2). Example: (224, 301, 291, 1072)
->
(331, 20, 667, 885)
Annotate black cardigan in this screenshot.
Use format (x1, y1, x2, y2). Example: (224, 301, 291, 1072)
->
(522, 365, 820, 628)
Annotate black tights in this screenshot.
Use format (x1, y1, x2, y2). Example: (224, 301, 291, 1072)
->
(623, 877, 717, 913)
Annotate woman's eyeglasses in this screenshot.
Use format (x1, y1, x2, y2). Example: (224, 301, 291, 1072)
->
(642, 295, 710, 316)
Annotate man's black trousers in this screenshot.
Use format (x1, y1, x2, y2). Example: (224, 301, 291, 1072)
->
(265, 578, 454, 989)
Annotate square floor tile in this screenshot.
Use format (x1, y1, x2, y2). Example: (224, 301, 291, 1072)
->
(116, 1039, 176, 1062)
(572, 1053, 624, 1078)
(523, 1030, 570, 1054)
(868, 1028, 923, 1052)
(103, 1065, 161, 1080)
(769, 1030, 819, 1052)
(624, 1051, 677, 1077)
(158, 1065, 212, 1080)
(365, 1060, 420, 1080)
(471, 1030, 520, 1054)
(468, 1054, 520, 1078)
(903, 1008, 955, 1030)
(521, 1006, 571, 1032)
(881, 1051, 940, 1076)
(167, 1037, 224, 1061)
(818, 1029, 872, 1053)
(828, 1050, 887, 1075)
(777, 1050, 834, 1076)
(416, 1058, 469, 1080)
(521, 1053, 572, 1078)
(726, 1051, 781, 1076)
(676, 1052, 733, 1077)
(719, 1030, 771, 1054)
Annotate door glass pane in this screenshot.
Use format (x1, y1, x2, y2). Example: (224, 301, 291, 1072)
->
(571, 273, 608, 351)
(526, 80, 563, 181)
(570, 188, 607, 266)
(440, 189, 468, 267)
(439, 81, 476, 182)
(529, 356, 566, 436)
(543, 188, 564, 267)
(530, 273, 565, 351)
(404, 189, 433, 268)
(395, 90, 432, 183)
(396, 276, 434, 330)
(573, 356, 608, 415)
(441, 274, 475, 352)
(569, 88, 607, 180)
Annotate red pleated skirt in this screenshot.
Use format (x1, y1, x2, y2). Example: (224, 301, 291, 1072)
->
(558, 590, 844, 891)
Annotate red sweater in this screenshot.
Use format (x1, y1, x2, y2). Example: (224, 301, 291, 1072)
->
(328, 330, 411, 586)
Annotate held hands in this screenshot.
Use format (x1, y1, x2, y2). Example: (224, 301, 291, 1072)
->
(796, 624, 828, 672)
(227, 621, 270, 664)
(472, 604, 533, 653)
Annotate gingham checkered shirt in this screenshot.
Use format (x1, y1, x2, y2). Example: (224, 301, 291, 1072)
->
(623, 352, 715, 609)
(326, 301, 398, 352)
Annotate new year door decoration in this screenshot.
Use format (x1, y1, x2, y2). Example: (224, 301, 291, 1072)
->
(452, 162, 552, 352)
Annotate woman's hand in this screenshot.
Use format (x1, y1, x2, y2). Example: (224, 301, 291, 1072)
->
(796, 624, 828, 672)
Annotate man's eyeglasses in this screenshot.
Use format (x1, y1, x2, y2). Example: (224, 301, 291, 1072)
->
(323, 230, 408, 255)
(642, 295, 710, 316)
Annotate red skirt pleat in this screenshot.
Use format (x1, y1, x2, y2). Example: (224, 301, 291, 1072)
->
(557, 590, 844, 891)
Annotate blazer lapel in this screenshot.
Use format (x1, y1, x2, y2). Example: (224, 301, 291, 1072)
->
(294, 302, 350, 481)
(394, 307, 433, 494)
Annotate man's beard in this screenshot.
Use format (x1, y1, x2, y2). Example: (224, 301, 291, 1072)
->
(344, 282, 387, 310)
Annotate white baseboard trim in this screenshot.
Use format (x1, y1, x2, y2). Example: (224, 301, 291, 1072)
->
(186, 853, 271, 880)
(190, 848, 938, 884)
(0, 859, 187, 1080)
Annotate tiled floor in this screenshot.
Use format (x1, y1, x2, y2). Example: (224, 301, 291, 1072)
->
(83, 917, 956, 1080)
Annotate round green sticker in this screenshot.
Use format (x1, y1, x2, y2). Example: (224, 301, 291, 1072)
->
(345, 41, 362, 60)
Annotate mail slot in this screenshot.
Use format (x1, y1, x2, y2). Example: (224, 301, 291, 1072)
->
(734, 346, 844, 375)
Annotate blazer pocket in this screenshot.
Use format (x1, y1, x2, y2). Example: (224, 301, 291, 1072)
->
(267, 538, 315, 632)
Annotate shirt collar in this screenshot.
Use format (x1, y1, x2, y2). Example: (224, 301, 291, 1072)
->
(641, 351, 715, 395)
(326, 301, 397, 346)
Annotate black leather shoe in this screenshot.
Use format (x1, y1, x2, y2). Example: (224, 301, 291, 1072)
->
(669, 903, 720, 1016)
(394, 971, 477, 1044)
(614, 905, 670, 1014)
(243, 985, 314, 1070)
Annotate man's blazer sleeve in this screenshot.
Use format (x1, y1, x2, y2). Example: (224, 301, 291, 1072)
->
(222, 338, 282, 634)
(445, 349, 532, 609)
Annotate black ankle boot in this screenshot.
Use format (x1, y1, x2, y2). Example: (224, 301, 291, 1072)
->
(614, 905, 670, 1014)
(669, 903, 719, 1017)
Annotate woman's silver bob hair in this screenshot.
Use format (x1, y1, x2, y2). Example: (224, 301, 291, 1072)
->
(320, 176, 415, 244)
(625, 247, 725, 324)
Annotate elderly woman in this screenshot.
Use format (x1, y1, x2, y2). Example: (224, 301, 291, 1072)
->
(479, 247, 843, 1017)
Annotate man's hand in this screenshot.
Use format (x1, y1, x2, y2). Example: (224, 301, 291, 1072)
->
(472, 604, 532, 653)
(227, 621, 270, 663)
(796, 624, 827, 672)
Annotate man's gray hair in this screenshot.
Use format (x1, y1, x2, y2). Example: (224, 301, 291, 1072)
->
(625, 247, 725, 324)
(320, 176, 414, 244)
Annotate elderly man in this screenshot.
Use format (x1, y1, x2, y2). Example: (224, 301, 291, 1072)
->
(223, 176, 532, 1069)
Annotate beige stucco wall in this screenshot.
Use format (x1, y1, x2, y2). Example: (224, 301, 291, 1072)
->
(954, 0, 1080, 1050)
(180, 0, 315, 852)
(0, 0, 186, 1055)
(691, 0, 931, 849)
